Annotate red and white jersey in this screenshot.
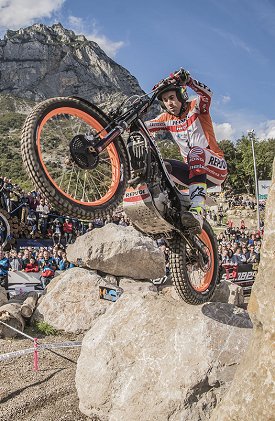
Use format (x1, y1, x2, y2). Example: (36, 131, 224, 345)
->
(145, 78, 224, 160)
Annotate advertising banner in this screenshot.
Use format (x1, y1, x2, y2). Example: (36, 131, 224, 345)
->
(258, 180, 271, 200)
(219, 263, 258, 296)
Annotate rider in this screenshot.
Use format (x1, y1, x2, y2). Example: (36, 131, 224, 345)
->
(146, 68, 227, 233)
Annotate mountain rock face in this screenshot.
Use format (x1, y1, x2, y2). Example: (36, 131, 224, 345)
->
(0, 23, 143, 110)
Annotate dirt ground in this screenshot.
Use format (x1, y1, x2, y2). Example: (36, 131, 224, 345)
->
(0, 329, 90, 421)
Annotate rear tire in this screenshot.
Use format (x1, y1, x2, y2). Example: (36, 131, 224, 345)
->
(21, 97, 129, 220)
(169, 220, 218, 304)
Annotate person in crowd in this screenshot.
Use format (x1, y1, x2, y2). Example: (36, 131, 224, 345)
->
(9, 249, 23, 271)
(246, 245, 260, 264)
(39, 250, 57, 288)
(232, 247, 246, 265)
(22, 249, 31, 269)
(63, 218, 73, 244)
(221, 248, 235, 265)
(58, 251, 74, 271)
(27, 209, 38, 237)
(0, 248, 9, 292)
(52, 218, 62, 245)
(146, 68, 227, 233)
(36, 197, 50, 237)
(247, 233, 256, 247)
(24, 256, 39, 273)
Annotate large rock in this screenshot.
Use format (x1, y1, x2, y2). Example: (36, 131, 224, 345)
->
(211, 280, 244, 307)
(32, 268, 110, 333)
(0, 303, 25, 338)
(0, 286, 8, 307)
(67, 224, 166, 280)
(76, 283, 252, 421)
(210, 159, 275, 421)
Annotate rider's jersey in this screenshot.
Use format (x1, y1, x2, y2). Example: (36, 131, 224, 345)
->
(145, 77, 224, 160)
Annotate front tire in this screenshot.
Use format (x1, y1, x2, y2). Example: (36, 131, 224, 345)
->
(21, 97, 129, 220)
(169, 220, 219, 304)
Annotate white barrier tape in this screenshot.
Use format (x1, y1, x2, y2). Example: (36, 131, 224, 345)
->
(0, 341, 82, 362)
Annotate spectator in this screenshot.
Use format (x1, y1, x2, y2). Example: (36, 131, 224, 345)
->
(232, 247, 246, 265)
(24, 257, 39, 273)
(246, 245, 260, 264)
(52, 218, 62, 245)
(58, 252, 74, 270)
(0, 249, 9, 292)
(39, 250, 57, 288)
(22, 249, 31, 269)
(63, 218, 73, 244)
(27, 209, 38, 237)
(9, 249, 23, 271)
(36, 197, 50, 236)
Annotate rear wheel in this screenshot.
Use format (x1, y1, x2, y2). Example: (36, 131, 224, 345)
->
(21, 97, 129, 219)
(169, 220, 218, 304)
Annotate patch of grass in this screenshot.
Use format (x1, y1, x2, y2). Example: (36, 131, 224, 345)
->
(34, 321, 58, 336)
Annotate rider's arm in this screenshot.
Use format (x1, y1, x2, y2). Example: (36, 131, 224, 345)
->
(186, 77, 212, 114)
(145, 114, 168, 133)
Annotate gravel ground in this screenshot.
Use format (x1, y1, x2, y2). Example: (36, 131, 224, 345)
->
(0, 330, 89, 421)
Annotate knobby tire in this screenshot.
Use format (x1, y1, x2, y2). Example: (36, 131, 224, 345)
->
(169, 220, 219, 304)
(21, 97, 129, 220)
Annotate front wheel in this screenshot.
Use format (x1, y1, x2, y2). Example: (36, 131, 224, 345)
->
(21, 97, 129, 220)
(169, 220, 219, 304)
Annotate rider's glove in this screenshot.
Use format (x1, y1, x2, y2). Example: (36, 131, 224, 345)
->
(174, 68, 190, 85)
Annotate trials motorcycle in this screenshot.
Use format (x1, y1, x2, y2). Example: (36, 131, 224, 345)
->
(20, 69, 219, 304)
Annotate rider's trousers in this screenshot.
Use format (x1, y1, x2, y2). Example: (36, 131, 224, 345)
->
(165, 147, 228, 187)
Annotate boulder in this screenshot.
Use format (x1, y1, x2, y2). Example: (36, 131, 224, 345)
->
(0, 286, 8, 307)
(66, 224, 166, 280)
(32, 268, 110, 333)
(211, 280, 244, 307)
(210, 159, 275, 421)
(76, 283, 252, 421)
(0, 303, 25, 338)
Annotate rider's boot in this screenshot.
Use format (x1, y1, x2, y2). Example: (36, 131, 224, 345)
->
(181, 182, 206, 234)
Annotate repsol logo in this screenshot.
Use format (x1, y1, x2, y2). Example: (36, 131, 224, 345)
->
(125, 189, 146, 198)
(209, 156, 227, 169)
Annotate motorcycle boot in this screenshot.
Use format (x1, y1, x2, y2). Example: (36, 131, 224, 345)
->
(181, 182, 206, 234)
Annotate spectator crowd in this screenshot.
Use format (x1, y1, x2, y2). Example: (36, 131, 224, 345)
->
(0, 177, 264, 292)
(216, 220, 262, 281)
(0, 176, 131, 246)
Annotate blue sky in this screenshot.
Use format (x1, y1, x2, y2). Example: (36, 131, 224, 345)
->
(0, 0, 275, 141)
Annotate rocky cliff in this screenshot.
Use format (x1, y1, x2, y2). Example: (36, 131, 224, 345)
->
(0, 23, 143, 109)
(210, 158, 275, 421)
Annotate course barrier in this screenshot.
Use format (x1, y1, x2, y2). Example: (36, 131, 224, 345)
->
(0, 319, 82, 370)
(0, 340, 82, 362)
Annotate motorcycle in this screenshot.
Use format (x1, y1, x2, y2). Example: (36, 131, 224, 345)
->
(20, 69, 219, 304)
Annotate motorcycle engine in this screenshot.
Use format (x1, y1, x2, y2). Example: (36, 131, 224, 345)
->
(127, 131, 148, 180)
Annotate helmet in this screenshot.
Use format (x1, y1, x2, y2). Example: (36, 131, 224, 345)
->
(157, 84, 188, 115)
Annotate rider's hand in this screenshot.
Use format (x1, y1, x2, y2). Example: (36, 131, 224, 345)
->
(173, 68, 190, 85)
